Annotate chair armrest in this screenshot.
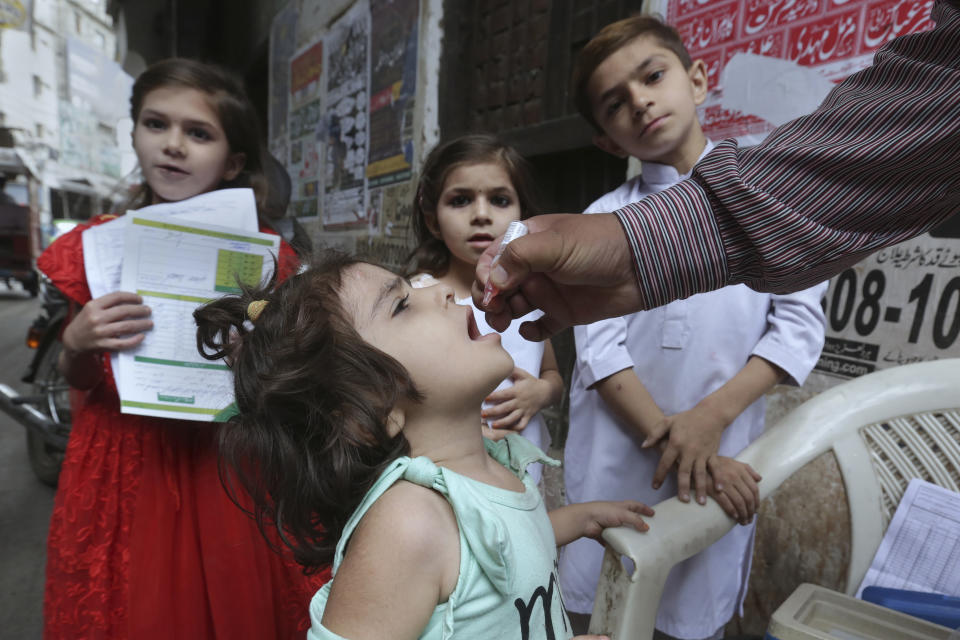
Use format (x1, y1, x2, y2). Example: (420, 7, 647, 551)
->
(590, 497, 736, 638)
(589, 359, 960, 639)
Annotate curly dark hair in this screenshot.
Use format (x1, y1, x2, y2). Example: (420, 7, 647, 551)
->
(194, 251, 422, 571)
(405, 133, 540, 278)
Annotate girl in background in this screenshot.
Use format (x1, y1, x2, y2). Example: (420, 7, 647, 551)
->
(194, 251, 653, 639)
(37, 58, 328, 639)
(406, 134, 563, 483)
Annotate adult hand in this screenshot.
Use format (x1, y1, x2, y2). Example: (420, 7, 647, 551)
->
(471, 213, 642, 341)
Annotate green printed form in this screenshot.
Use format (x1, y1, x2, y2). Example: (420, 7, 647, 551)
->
(117, 202, 279, 422)
(215, 249, 265, 293)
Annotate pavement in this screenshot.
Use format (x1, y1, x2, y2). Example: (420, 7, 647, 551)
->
(0, 286, 55, 637)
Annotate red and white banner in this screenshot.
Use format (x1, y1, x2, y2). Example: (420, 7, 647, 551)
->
(656, 0, 935, 144)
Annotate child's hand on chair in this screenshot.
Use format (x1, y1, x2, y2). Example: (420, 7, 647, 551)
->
(705, 457, 761, 526)
(642, 401, 727, 506)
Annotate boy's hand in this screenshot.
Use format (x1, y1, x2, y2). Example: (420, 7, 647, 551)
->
(643, 402, 728, 506)
(579, 500, 654, 540)
(482, 367, 549, 432)
(706, 457, 762, 525)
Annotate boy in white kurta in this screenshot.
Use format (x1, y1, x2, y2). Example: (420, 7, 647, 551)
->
(558, 16, 827, 640)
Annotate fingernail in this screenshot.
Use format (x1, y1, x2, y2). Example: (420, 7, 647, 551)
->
(490, 264, 508, 286)
(641, 438, 651, 447)
(698, 496, 706, 505)
(652, 482, 660, 490)
(681, 493, 689, 501)
(716, 483, 724, 491)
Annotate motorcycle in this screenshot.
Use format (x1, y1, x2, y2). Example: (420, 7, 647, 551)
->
(0, 277, 71, 487)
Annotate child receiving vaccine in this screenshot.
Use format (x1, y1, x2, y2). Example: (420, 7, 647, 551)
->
(405, 134, 563, 483)
(559, 16, 827, 640)
(194, 252, 653, 639)
(37, 58, 327, 639)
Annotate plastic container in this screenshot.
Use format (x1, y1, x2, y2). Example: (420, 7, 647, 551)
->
(861, 587, 960, 630)
(765, 583, 957, 640)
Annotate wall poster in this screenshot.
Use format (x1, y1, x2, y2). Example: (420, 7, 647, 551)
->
(323, 0, 371, 229)
(288, 38, 324, 218)
(816, 221, 960, 379)
(366, 0, 420, 188)
(659, 0, 935, 145)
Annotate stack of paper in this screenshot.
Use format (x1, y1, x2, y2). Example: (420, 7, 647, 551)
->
(857, 478, 960, 598)
(81, 189, 280, 421)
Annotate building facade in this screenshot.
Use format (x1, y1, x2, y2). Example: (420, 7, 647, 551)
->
(1, 0, 134, 231)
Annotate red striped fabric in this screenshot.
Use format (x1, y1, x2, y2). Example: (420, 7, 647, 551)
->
(615, 0, 960, 310)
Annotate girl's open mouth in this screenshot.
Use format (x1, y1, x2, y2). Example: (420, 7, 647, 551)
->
(467, 308, 482, 340)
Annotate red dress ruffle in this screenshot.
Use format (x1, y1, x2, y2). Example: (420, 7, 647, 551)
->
(39, 215, 330, 640)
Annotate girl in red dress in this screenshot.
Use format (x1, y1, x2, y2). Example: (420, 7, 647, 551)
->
(38, 58, 330, 639)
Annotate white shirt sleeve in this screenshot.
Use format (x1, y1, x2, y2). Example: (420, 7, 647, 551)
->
(573, 316, 636, 389)
(751, 281, 828, 386)
(574, 178, 650, 389)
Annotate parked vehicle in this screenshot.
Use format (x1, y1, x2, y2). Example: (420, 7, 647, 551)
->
(0, 201, 40, 296)
(21, 280, 72, 485)
(0, 151, 42, 296)
(0, 278, 71, 486)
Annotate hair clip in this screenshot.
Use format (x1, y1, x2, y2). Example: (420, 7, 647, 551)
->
(247, 299, 269, 323)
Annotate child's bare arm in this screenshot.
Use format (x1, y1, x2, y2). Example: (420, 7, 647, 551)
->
(321, 483, 458, 639)
(549, 500, 653, 547)
(644, 356, 783, 507)
(482, 339, 564, 433)
(593, 368, 665, 439)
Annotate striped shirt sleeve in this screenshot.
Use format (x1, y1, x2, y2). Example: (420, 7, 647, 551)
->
(614, 0, 960, 310)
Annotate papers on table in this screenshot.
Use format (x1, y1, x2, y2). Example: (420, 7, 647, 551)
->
(857, 478, 960, 598)
(80, 188, 276, 421)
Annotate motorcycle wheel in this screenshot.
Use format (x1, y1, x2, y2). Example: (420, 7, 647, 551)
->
(27, 338, 70, 487)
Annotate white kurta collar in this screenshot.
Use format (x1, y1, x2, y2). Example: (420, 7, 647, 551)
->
(640, 139, 716, 186)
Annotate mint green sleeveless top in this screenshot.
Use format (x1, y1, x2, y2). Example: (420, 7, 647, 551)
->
(306, 435, 573, 640)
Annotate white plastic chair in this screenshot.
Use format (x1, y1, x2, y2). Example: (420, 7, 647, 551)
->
(589, 358, 960, 639)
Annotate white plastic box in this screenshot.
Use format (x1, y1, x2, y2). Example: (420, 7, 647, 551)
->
(767, 584, 957, 640)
